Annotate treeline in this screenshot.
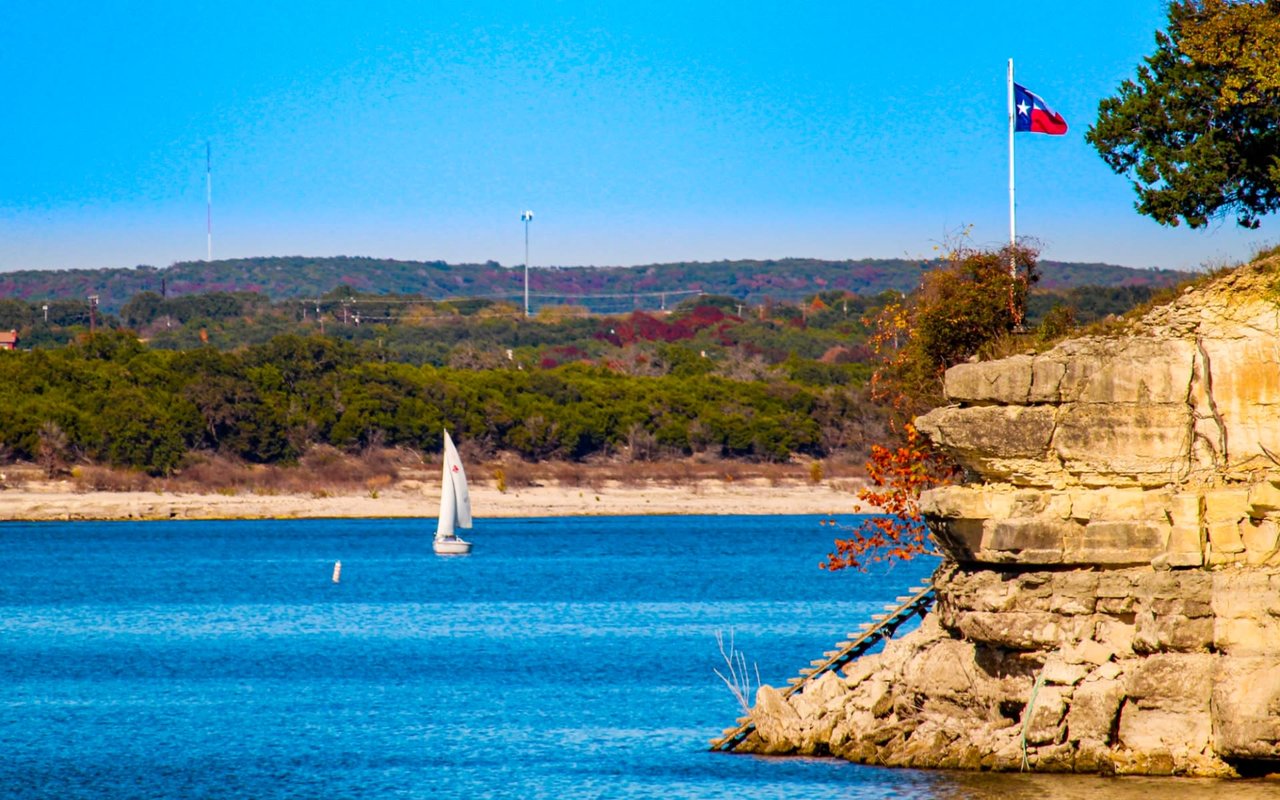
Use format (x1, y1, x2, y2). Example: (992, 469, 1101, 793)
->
(0, 258, 1186, 479)
(0, 288, 878, 379)
(0, 332, 883, 476)
(0, 283, 1163, 376)
(0, 255, 1189, 313)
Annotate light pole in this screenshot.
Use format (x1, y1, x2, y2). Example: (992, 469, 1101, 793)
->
(521, 210, 534, 317)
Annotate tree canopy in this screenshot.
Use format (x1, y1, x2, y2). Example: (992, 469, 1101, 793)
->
(0, 331, 874, 475)
(1088, 0, 1280, 229)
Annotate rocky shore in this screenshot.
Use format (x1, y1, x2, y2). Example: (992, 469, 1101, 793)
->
(744, 563, 1274, 776)
(737, 261, 1280, 776)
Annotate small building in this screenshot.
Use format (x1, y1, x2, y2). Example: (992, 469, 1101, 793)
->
(0, 330, 16, 351)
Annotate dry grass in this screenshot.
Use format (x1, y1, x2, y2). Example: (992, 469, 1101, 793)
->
(462, 453, 829, 490)
(6, 447, 854, 497)
(72, 466, 157, 493)
(1072, 261, 1246, 343)
(963, 261, 1259, 363)
(161, 446, 411, 496)
(471, 455, 870, 486)
(507, 457, 822, 487)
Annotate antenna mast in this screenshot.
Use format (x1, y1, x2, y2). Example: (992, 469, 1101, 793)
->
(206, 142, 213, 261)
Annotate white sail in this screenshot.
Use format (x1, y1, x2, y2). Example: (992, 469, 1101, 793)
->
(436, 431, 458, 540)
(435, 429, 473, 548)
(433, 430, 473, 554)
(445, 431, 472, 530)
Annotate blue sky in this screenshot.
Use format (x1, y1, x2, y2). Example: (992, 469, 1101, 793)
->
(0, 2, 1267, 273)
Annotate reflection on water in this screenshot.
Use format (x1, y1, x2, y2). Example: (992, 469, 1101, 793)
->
(925, 772, 1280, 799)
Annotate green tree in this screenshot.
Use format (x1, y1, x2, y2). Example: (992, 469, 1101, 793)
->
(0, 299, 37, 329)
(120, 291, 165, 327)
(1088, 0, 1280, 228)
(95, 393, 188, 476)
(1179, 0, 1280, 106)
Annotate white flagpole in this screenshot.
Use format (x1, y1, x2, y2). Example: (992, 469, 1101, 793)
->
(1007, 58, 1016, 278)
(206, 142, 213, 262)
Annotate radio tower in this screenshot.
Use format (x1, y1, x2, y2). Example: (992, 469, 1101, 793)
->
(206, 142, 213, 261)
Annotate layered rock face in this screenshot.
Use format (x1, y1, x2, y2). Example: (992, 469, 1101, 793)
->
(740, 262, 1280, 775)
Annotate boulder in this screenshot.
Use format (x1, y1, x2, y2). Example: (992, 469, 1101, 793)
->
(944, 355, 1033, 405)
(915, 405, 1058, 483)
(1052, 403, 1192, 485)
(751, 685, 803, 754)
(1076, 520, 1169, 565)
(1022, 685, 1067, 746)
(1053, 337, 1195, 405)
(1068, 678, 1125, 744)
(1198, 337, 1280, 469)
(1212, 656, 1280, 759)
(1122, 653, 1214, 712)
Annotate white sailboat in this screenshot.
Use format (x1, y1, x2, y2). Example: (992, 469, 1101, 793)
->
(433, 430, 473, 555)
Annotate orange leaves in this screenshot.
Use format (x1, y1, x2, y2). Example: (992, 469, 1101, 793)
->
(862, 299, 911, 372)
(822, 243, 1035, 571)
(820, 423, 955, 572)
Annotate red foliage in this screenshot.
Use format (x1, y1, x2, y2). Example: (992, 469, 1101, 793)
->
(595, 306, 733, 346)
(821, 423, 955, 571)
(684, 305, 728, 327)
(539, 344, 589, 369)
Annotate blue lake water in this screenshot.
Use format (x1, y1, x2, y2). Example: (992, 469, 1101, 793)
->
(0, 515, 1268, 799)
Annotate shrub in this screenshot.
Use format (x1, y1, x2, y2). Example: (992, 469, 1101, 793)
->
(822, 424, 955, 570)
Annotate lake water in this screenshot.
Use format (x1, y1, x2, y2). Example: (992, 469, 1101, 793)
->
(0, 515, 1270, 799)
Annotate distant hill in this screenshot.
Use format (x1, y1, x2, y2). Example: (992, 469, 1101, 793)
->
(0, 255, 1192, 313)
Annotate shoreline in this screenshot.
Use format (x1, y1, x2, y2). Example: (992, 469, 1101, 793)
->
(0, 478, 868, 522)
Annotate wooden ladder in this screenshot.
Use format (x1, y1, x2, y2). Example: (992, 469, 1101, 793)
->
(708, 581, 935, 752)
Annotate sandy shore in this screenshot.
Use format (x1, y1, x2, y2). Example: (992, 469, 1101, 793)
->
(0, 478, 868, 522)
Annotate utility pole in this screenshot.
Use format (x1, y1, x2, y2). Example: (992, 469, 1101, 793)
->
(88, 295, 99, 334)
(521, 210, 534, 317)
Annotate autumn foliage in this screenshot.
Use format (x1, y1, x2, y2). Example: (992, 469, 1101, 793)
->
(821, 423, 956, 570)
(823, 243, 1037, 570)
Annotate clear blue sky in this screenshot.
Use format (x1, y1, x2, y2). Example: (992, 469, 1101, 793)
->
(0, 2, 1266, 273)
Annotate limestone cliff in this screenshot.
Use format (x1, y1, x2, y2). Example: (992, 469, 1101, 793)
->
(739, 260, 1280, 776)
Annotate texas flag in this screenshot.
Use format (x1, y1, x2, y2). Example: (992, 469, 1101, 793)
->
(1013, 83, 1068, 135)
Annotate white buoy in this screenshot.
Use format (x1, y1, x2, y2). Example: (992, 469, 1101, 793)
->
(332, 561, 342, 583)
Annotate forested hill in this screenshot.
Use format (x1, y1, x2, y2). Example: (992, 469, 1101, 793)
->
(0, 255, 1190, 313)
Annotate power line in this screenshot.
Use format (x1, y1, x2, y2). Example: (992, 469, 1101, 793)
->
(290, 288, 707, 319)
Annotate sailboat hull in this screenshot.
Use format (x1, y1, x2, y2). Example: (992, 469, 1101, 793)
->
(433, 536, 472, 556)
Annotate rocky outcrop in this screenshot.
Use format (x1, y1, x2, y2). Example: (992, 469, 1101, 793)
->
(740, 261, 1280, 775)
(917, 263, 1280, 570)
(739, 564, 1280, 775)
